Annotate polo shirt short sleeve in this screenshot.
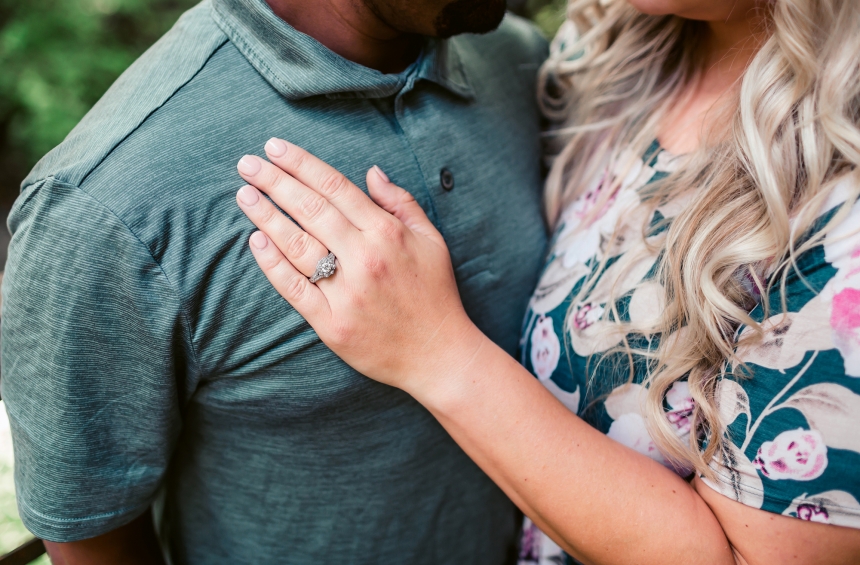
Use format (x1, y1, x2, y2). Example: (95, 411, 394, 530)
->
(2, 177, 191, 540)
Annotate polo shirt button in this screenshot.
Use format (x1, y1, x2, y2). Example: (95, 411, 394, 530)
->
(440, 168, 455, 191)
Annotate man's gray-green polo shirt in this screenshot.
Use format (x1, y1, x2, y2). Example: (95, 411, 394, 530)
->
(1, 1, 548, 563)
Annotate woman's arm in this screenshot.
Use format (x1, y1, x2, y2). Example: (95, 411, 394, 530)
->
(414, 332, 733, 564)
(235, 139, 860, 564)
(414, 331, 860, 565)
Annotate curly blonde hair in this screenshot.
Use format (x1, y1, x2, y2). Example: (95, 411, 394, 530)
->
(539, 0, 860, 474)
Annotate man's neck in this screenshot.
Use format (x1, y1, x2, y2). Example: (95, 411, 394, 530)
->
(265, 0, 422, 74)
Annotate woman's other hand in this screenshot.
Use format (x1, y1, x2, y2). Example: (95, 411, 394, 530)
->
(235, 138, 485, 393)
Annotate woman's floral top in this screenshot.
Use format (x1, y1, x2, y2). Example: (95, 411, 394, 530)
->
(517, 142, 860, 565)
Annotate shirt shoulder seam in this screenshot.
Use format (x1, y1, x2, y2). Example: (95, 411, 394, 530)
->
(24, 177, 205, 382)
(23, 1, 229, 190)
(75, 37, 229, 188)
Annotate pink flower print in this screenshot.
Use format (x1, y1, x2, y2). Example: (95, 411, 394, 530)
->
(518, 520, 542, 561)
(823, 198, 860, 376)
(517, 517, 564, 565)
(830, 287, 860, 377)
(573, 302, 604, 330)
(796, 503, 830, 524)
(665, 381, 695, 435)
(571, 171, 616, 225)
(753, 428, 828, 481)
(559, 167, 636, 269)
(530, 315, 561, 381)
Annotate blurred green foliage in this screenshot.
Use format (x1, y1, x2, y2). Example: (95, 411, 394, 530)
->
(0, 0, 199, 205)
(0, 0, 566, 207)
(514, 0, 567, 39)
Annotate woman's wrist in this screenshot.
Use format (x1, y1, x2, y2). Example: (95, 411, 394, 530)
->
(399, 315, 492, 410)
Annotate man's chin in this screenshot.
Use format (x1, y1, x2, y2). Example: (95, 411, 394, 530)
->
(433, 0, 507, 38)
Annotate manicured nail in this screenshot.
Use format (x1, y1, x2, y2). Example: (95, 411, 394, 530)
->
(238, 155, 261, 176)
(373, 165, 389, 183)
(265, 138, 287, 157)
(249, 231, 268, 250)
(237, 185, 259, 206)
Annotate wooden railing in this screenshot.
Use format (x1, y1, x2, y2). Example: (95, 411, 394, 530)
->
(0, 539, 45, 565)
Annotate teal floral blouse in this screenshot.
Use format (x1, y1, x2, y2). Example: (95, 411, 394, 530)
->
(517, 142, 860, 564)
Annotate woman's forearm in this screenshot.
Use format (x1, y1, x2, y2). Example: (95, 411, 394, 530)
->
(406, 332, 735, 565)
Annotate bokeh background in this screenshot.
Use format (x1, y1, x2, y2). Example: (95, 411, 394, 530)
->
(0, 0, 565, 558)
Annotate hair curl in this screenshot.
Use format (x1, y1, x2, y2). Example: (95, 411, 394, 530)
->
(539, 0, 860, 475)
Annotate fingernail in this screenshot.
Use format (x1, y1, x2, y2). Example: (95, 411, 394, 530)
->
(238, 155, 261, 176)
(265, 138, 287, 157)
(249, 231, 268, 250)
(237, 185, 259, 206)
(373, 165, 390, 183)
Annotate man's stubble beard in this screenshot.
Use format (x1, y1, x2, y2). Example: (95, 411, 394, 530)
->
(363, 0, 507, 39)
(433, 0, 507, 38)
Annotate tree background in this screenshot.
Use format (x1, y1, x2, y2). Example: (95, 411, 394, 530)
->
(0, 0, 565, 212)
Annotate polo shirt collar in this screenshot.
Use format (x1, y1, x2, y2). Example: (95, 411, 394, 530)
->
(211, 0, 474, 100)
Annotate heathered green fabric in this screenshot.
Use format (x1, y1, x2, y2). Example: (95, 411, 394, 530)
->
(1, 1, 548, 563)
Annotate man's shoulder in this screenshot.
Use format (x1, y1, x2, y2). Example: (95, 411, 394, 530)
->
(23, 0, 228, 191)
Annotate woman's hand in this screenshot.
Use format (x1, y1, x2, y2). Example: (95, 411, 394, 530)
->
(235, 138, 486, 393)
(233, 140, 860, 565)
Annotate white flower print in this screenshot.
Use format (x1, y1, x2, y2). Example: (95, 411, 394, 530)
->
(796, 503, 830, 523)
(603, 383, 695, 475)
(606, 412, 669, 466)
(735, 306, 832, 372)
(782, 490, 860, 528)
(529, 151, 658, 315)
(778, 383, 860, 454)
(573, 302, 604, 330)
(560, 169, 645, 269)
(652, 149, 683, 174)
(627, 281, 665, 327)
(528, 258, 590, 315)
(565, 253, 661, 359)
(542, 378, 581, 415)
(753, 428, 828, 481)
(518, 517, 565, 565)
(714, 378, 751, 429)
(703, 442, 765, 509)
(555, 150, 652, 263)
(605, 387, 658, 460)
(530, 315, 561, 381)
(739, 190, 860, 376)
(604, 383, 647, 419)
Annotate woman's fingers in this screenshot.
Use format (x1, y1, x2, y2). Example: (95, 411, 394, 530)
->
(262, 139, 385, 230)
(238, 154, 358, 255)
(247, 231, 332, 323)
(366, 166, 446, 246)
(237, 184, 330, 278)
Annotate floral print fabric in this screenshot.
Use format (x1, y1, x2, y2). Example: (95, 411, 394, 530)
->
(517, 142, 860, 564)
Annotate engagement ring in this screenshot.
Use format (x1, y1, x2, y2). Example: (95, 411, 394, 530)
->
(310, 252, 337, 283)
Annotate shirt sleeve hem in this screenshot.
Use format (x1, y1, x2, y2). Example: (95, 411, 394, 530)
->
(702, 471, 860, 530)
(16, 497, 152, 543)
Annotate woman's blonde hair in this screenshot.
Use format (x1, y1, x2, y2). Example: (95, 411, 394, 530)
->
(540, 0, 860, 474)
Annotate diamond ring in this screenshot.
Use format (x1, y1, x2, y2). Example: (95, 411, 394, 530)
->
(309, 252, 337, 284)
